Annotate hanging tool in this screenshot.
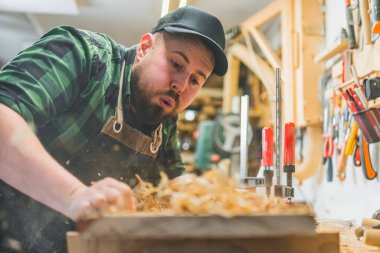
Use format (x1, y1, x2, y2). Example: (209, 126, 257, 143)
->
(359, 135, 377, 180)
(344, 120, 358, 156)
(373, 209, 380, 220)
(323, 134, 334, 182)
(262, 127, 274, 198)
(345, 0, 358, 49)
(353, 140, 361, 167)
(372, 0, 380, 36)
(283, 122, 295, 202)
(363, 77, 380, 100)
(337, 115, 354, 180)
(322, 88, 336, 182)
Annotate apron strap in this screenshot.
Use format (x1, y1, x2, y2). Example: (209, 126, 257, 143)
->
(113, 60, 126, 133)
(102, 116, 162, 158)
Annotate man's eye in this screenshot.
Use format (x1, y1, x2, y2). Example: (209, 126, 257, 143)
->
(171, 60, 182, 70)
(190, 78, 200, 86)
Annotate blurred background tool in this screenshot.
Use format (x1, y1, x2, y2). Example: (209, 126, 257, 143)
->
(194, 112, 253, 173)
(359, 135, 377, 180)
(352, 141, 361, 167)
(323, 134, 334, 182)
(363, 77, 380, 100)
(240, 95, 264, 188)
(372, 0, 380, 35)
(262, 127, 274, 198)
(345, 0, 357, 49)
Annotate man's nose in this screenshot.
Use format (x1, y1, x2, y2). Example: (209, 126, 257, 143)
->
(170, 79, 187, 94)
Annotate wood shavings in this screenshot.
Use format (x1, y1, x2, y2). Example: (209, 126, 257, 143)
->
(132, 169, 308, 216)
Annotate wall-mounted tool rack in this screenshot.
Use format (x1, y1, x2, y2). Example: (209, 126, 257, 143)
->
(335, 70, 380, 143)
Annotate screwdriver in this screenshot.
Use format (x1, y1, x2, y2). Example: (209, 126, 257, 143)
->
(262, 127, 274, 198)
(283, 122, 296, 202)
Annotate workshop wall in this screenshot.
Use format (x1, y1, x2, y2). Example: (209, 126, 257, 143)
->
(294, 0, 380, 224)
(0, 12, 39, 64)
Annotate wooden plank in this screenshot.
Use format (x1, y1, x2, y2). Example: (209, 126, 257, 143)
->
(242, 0, 282, 28)
(336, 70, 380, 90)
(314, 38, 348, 63)
(281, 0, 296, 123)
(67, 234, 339, 253)
(67, 232, 87, 253)
(294, 0, 324, 126)
(80, 214, 316, 240)
(359, 0, 372, 46)
(222, 52, 240, 113)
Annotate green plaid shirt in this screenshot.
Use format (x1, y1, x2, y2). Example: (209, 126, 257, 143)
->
(0, 25, 184, 177)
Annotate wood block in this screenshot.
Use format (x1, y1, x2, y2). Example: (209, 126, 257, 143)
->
(67, 213, 338, 253)
(67, 234, 339, 253)
(364, 229, 380, 246)
(78, 214, 316, 240)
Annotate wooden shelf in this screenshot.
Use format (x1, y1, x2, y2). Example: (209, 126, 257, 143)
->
(334, 70, 380, 90)
(314, 38, 348, 63)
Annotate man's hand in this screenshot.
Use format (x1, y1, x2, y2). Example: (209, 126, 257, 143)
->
(66, 177, 136, 221)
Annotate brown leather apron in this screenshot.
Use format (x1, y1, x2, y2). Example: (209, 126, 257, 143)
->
(66, 114, 164, 187)
(65, 60, 164, 187)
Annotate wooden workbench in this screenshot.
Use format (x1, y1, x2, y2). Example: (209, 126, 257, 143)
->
(317, 220, 380, 253)
(67, 213, 341, 253)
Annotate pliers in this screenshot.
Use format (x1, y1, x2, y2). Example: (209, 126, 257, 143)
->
(323, 134, 334, 182)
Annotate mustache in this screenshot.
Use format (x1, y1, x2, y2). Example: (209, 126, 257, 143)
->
(161, 90, 180, 105)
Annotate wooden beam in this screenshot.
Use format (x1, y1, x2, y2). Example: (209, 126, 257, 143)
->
(242, 0, 282, 28)
(245, 26, 282, 68)
(228, 43, 277, 124)
(228, 44, 275, 98)
(222, 53, 240, 112)
(314, 38, 348, 63)
(293, 0, 324, 126)
(281, 0, 296, 123)
(359, 0, 372, 46)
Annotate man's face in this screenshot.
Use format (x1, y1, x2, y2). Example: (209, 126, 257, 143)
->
(130, 32, 215, 125)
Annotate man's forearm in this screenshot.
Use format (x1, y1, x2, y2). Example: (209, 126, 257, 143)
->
(0, 103, 84, 216)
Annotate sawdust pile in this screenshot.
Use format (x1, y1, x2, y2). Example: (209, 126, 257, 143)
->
(132, 169, 297, 216)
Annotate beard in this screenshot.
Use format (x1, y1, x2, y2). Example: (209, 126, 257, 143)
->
(130, 65, 179, 125)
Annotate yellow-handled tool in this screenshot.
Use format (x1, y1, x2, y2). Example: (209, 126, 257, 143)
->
(344, 121, 358, 156)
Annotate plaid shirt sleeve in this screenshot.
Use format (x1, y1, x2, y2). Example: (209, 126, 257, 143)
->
(160, 117, 185, 178)
(0, 26, 93, 128)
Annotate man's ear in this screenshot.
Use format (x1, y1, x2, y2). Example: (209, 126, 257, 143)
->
(135, 33, 155, 63)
